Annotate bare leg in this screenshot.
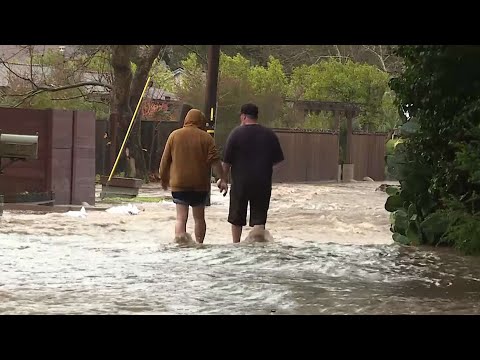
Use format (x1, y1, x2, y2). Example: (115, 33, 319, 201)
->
(175, 204, 189, 236)
(232, 224, 243, 243)
(192, 206, 206, 243)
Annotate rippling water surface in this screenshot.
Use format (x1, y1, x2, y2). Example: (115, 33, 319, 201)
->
(2, 182, 480, 314)
(2, 233, 480, 315)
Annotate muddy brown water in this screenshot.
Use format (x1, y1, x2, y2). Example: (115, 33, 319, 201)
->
(1, 182, 480, 314)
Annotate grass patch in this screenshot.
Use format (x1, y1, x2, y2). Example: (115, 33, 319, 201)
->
(99, 196, 169, 204)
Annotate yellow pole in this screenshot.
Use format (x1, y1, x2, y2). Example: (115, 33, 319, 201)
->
(107, 76, 151, 183)
(207, 107, 215, 134)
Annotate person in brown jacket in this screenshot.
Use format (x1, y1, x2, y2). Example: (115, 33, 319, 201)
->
(159, 109, 228, 244)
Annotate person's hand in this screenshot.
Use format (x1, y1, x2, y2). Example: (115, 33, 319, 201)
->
(217, 178, 228, 196)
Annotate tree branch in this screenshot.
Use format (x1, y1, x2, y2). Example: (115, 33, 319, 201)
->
(2, 45, 30, 62)
(35, 81, 113, 92)
(313, 55, 350, 64)
(6, 80, 112, 108)
(334, 45, 342, 58)
(28, 46, 34, 82)
(129, 45, 163, 111)
(13, 89, 43, 108)
(39, 47, 48, 84)
(0, 58, 37, 87)
(78, 87, 110, 106)
(50, 88, 109, 106)
(182, 45, 207, 64)
(51, 94, 85, 101)
(363, 45, 388, 72)
(1, 57, 113, 95)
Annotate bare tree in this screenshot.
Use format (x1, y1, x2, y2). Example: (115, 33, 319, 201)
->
(0, 44, 165, 179)
(0, 45, 113, 107)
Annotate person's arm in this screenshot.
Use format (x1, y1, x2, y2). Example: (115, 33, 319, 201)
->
(207, 137, 226, 180)
(272, 133, 284, 168)
(159, 134, 173, 190)
(222, 162, 231, 179)
(207, 137, 228, 194)
(221, 130, 235, 182)
(216, 162, 231, 196)
(212, 159, 227, 182)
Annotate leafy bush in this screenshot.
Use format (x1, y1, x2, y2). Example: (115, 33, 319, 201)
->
(176, 53, 401, 150)
(386, 46, 480, 254)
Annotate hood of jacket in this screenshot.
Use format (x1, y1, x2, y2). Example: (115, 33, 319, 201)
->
(183, 109, 207, 130)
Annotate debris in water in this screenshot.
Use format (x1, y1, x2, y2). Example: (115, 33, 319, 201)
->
(105, 203, 140, 215)
(65, 207, 87, 219)
(375, 184, 388, 192)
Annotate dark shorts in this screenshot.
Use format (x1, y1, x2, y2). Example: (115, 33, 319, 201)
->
(172, 191, 208, 207)
(228, 184, 271, 227)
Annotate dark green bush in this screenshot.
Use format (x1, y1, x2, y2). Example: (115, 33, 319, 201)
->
(385, 46, 480, 254)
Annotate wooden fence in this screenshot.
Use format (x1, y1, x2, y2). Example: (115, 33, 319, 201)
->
(0, 107, 96, 204)
(95, 120, 388, 183)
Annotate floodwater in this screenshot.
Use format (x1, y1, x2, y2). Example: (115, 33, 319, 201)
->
(1, 182, 480, 315)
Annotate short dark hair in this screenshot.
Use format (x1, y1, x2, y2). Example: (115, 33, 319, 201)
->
(240, 103, 258, 119)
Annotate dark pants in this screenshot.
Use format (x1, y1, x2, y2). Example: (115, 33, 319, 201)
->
(228, 184, 271, 227)
(172, 191, 209, 207)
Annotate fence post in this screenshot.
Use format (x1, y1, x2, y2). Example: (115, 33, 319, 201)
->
(343, 111, 355, 182)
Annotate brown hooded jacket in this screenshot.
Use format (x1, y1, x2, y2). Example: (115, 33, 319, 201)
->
(159, 109, 219, 192)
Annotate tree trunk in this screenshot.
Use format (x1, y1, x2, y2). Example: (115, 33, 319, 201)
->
(128, 45, 162, 180)
(109, 45, 162, 180)
(127, 118, 147, 179)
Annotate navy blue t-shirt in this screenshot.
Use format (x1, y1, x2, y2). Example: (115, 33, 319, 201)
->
(223, 124, 284, 188)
